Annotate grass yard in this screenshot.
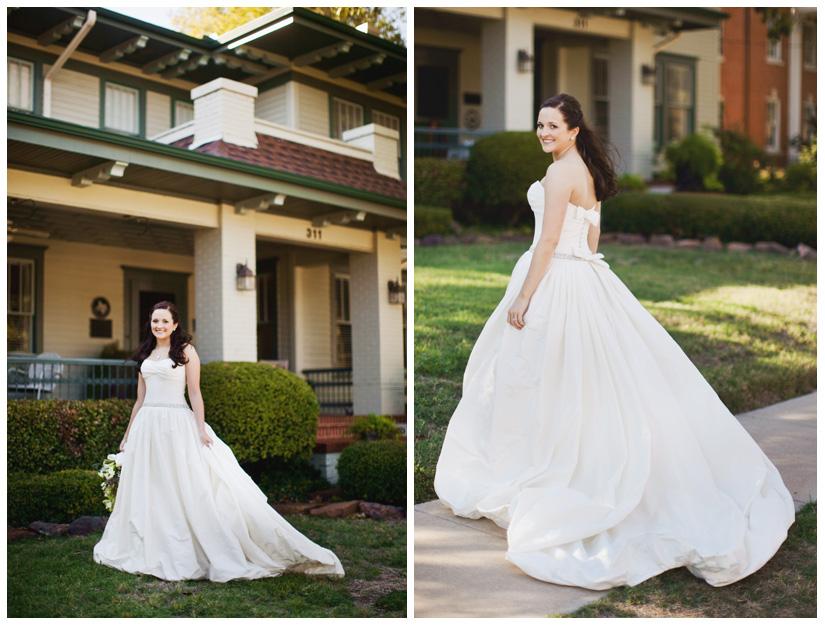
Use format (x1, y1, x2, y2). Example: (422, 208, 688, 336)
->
(7, 516, 406, 618)
(414, 242, 816, 504)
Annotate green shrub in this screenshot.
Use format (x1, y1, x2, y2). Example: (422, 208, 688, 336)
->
(8, 399, 133, 474)
(337, 440, 406, 505)
(8, 469, 107, 527)
(200, 362, 319, 464)
(716, 128, 766, 195)
(618, 173, 647, 193)
(240, 457, 330, 503)
(345, 414, 402, 442)
(413, 158, 467, 208)
(782, 163, 816, 192)
(414, 206, 453, 238)
(460, 131, 552, 225)
(664, 133, 722, 191)
(602, 192, 816, 247)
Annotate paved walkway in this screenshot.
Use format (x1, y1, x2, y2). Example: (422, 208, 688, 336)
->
(413, 392, 817, 618)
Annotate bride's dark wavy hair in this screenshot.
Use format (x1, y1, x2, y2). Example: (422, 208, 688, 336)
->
(540, 93, 620, 202)
(130, 301, 192, 370)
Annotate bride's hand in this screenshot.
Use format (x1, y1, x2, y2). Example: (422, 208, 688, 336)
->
(200, 430, 214, 448)
(507, 296, 530, 330)
(119, 436, 128, 452)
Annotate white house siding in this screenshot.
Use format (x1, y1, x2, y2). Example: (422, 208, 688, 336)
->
(293, 264, 332, 373)
(296, 83, 329, 137)
(45, 65, 99, 128)
(39, 239, 193, 358)
(255, 84, 289, 126)
(146, 91, 172, 138)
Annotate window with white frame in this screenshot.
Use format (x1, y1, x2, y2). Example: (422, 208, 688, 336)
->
(332, 98, 364, 139)
(803, 22, 816, 68)
(655, 55, 695, 147)
(373, 109, 401, 157)
(105, 82, 139, 134)
(765, 97, 780, 153)
(803, 102, 816, 141)
(333, 275, 352, 368)
(766, 19, 782, 62)
(8, 258, 35, 353)
(8, 58, 34, 112)
(175, 101, 194, 126)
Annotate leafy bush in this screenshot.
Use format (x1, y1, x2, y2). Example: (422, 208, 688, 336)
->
(8, 399, 133, 474)
(414, 206, 453, 238)
(200, 362, 319, 464)
(618, 173, 647, 193)
(602, 192, 816, 247)
(460, 131, 552, 225)
(664, 133, 722, 191)
(345, 414, 402, 442)
(337, 440, 406, 505)
(8, 469, 107, 527)
(240, 457, 330, 503)
(413, 158, 467, 208)
(715, 128, 766, 195)
(782, 163, 816, 192)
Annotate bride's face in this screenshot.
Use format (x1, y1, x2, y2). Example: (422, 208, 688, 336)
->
(150, 309, 177, 341)
(536, 106, 576, 154)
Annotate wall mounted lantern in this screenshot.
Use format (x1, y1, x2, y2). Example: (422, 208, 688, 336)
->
(641, 64, 656, 85)
(388, 278, 405, 305)
(236, 263, 256, 291)
(517, 49, 535, 73)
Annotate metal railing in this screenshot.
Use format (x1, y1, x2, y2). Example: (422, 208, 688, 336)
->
(7, 356, 138, 400)
(302, 367, 353, 415)
(414, 126, 497, 159)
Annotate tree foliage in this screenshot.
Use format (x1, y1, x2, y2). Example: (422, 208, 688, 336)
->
(170, 7, 406, 44)
(754, 8, 793, 42)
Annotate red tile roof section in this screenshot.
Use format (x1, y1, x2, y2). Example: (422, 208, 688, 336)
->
(172, 133, 406, 201)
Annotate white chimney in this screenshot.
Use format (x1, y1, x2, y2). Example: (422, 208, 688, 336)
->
(342, 123, 400, 180)
(190, 78, 258, 150)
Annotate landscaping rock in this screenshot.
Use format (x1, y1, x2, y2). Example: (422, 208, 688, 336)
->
(459, 234, 477, 244)
(8, 525, 37, 543)
(443, 235, 458, 245)
(359, 502, 405, 521)
(272, 502, 320, 516)
(474, 234, 497, 244)
(675, 239, 701, 249)
(701, 236, 724, 251)
(28, 522, 69, 537)
(649, 234, 675, 248)
(796, 243, 817, 260)
(754, 241, 791, 254)
(310, 500, 361, 519)
(618, 233, 647, 245)
(421, 235, 444, 246)
(450, 220, 464, 235)
(68, 516, 107, 536)
(599, 232, 620, 245)
(727, 242, 753, 253)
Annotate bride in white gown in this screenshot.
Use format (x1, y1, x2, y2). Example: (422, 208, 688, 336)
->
(94, 301, 343, 582)
(434, 94, 794, 591)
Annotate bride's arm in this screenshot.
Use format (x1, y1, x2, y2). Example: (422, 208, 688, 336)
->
(507, 164, 572, 330)
(120, 374, 146, 451)
(184, 345, 213, 447)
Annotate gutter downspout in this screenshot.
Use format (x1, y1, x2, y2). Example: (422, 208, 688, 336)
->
(43, 9, 97, 117)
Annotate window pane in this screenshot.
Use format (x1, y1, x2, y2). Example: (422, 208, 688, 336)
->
(105, 84, 139, 134)
(7, 316, 32, 353)
(7, 259, 34, 353)
(8, 59, 33, 111)
(176, 101, 194, 125)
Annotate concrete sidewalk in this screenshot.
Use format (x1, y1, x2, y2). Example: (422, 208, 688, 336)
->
(413, 392, 817, 618)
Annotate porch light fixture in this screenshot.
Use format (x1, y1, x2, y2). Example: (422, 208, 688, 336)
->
(387, 278, 405, 305)
(641, 64, 656, 85)
(517, 49, 534, 73)
(236, 263, 256, 291)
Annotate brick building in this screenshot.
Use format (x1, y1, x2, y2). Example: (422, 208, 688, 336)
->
(719, 7, 817, 163)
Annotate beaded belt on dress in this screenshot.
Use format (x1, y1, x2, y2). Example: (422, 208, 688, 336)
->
(526, 246, 609, 268)
(141, 402, 191, 410)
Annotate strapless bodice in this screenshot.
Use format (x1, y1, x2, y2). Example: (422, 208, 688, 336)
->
(140, 358, 188, 408)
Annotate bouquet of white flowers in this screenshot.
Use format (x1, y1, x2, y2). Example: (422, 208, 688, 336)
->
(98, 452, 123, 513)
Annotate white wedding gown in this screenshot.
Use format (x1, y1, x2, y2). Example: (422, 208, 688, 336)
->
(434, 181, 794, 590)
(93, 358, 344, 582)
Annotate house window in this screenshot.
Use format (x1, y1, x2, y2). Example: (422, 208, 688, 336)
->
(655, 55, 695, 147)
(332, 98, 364, 139)
(766, 18, 782, 62)
(104, 83, 139, 134)
(8, 258, 35, 353)
(373, 110, 402, 157)
(333, 275, 352, 368)
(803, 102, 816, 141)
(8, 58, 34, 112)
(175, 101, 194, 126)
(803, 22, 816, 68)
(765, 97, 780, 153)
(592, 55, 609, 135)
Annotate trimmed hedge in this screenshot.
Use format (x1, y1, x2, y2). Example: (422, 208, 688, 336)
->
(345, 414, 402, 442)
(8, 469, 107, 527)
(414, 158, 467, 209)
(8, 399, 132, 474)
(200, 362, 319, 464)
(602, 192, 816, 247)
(460, 131, 552, 225)
(337, 440, 406, 506)
(415, 206, 453, 238)
(240, 457, 330, 504)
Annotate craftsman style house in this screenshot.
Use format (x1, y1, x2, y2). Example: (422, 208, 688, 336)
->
(7, 7, 407, 420)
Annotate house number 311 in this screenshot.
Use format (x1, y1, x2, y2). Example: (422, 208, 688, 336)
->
(306, 228, 323, 240)
(574, 17, 588, 29)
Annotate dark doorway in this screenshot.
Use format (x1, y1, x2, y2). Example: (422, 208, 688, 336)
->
(256, 257, 278, 361)
(138, 291, 176, 344)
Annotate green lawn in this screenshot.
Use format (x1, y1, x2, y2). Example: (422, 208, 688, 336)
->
(7, 516, 406, 618)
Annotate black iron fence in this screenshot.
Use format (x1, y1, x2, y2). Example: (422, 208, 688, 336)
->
(302, 367, 353, 415)
(7, 356, 138, 400)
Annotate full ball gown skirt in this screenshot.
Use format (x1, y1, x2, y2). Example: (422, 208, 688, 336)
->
(434, 181, 794, 591)
(93, 358, 344, 582)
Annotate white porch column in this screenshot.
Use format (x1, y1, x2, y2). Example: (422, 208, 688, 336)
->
(349, 233, 405, 415)
(481, 8, 535, 131)
(787, 17, 802, 163)
(609, 22, 656, 178)
(193, 203, 257, 362)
